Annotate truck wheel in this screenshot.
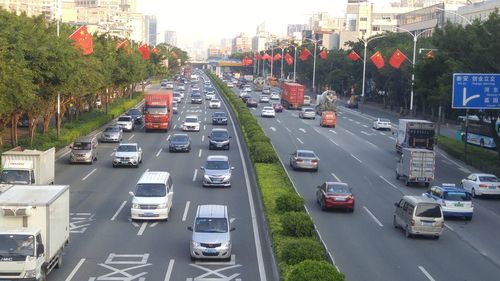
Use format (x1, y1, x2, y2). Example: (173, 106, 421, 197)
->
(38, 267, 47, 281)
(395, 171, 400, 180)
(425, 182, 430, 187)
(56, 252, 63, 268)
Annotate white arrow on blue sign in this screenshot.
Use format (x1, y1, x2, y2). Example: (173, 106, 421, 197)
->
(452, 73, 499, 109)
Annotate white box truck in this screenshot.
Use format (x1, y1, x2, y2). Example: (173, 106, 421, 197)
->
(0, 147, 55, 185)
(0, 185, 69, 280)
(395, 119, 435, 153)
(396, 148, 435, 186)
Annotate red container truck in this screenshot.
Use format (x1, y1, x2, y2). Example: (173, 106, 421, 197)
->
(281, 82, 305, 109)
(144, 91, 173, 132)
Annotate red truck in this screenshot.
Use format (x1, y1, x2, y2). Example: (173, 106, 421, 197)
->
(281, 82, 304, 109)
(144, 91, 173, 132)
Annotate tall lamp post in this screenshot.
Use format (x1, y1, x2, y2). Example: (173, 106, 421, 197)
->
(435, 7, 472, 25)
(360, 34, 386, 103)
(303, 38, 322, 93)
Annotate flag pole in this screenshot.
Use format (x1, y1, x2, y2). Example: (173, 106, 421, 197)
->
(293, 45, 297, 82)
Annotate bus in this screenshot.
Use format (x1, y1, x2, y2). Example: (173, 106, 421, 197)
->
(455, 118, 500, 149)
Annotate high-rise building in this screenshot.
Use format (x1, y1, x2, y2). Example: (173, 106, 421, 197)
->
(287, 24, 308, 38)
(220, 38, 233, 56)
(164, 30, 177, 46)
(145, 15, 157, 45)
(0, 0, 62, 20)
(401, 0, 482, 8)
(232, 33, 251, 53)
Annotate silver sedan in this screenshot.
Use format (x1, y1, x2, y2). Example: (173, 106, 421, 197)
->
(299, 108, 316, 120)
(290, 149, 319, 172)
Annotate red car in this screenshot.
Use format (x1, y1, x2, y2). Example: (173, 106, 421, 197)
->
(272, 103, 284, 112)
(316, 182, 355, 212)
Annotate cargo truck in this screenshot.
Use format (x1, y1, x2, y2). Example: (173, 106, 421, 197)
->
(0, 147, 55, 186)
(280, 82, 304, 109)
(315, 90, 337, 115)
(0, 185, 70, 280)
(254, 77, 265, 91)
(144, 91, 173, 132)
(396, 148, 435, 186)
(396, 119, 435, 153)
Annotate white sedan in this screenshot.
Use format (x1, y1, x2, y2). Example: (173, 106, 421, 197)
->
(270, 93, 280, 100)
(373, 118, 392, 130)
(461, 173, 500, 197)
(261, 106, 276, 118)
(209, 99, 222, 109)
(182, 115, 201, 131)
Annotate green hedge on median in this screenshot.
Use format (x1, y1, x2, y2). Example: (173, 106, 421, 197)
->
(285, 260, 345, 281)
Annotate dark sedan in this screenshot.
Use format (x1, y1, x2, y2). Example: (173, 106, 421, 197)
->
(316, 182, 355, 212)
(126, 108, 143, 124)
(169, 134, 191, 152)
(246, 98, 258, 108)
(212, 112, 228, 125)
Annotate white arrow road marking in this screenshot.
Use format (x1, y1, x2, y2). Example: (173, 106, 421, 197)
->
(166, 135, 171, 141)
(82, 169, 97, 181)
(299, 128, 306, 133)
(270, 127, 276, 132)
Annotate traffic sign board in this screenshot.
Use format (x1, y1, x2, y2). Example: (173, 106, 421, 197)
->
(452, 73, 499, 109)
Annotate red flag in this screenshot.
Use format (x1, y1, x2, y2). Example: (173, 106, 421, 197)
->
(425, 50, 435, 59)
(370, 51, 385, 69)
(241, 56, 253, 66)
(273, 53, 282, 61)
(348, 50, 361, 62)
(285, 53, 293, 65)
(69, 26, 93, 55)
(262, 53, 271, 61)
(255, 54, 262, 60)
(152, 47, 160, 54)
(138, 44, 150, 60)
(171, 51, 178, 59)
(300, 48, 312, 61)
(319, 49, 328, 60)
(389, 49, 407, 69)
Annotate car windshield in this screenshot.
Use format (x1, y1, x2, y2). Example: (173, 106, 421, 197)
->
(118, 117, 131, 122)
(211, 99, 220, 103)
(0, 170, 30, 184)
(206, 160, 229, 170)
(479, 176, 499, 182)
(105, 127, 120, 132)
(0, 234, 35, 258)
(304, 109, 314, 112)
(127, 109, 141, 115)
(415, 204, 442, 218)
(211, 131, 228, 139)
(298, 152, 316, 158)
(379, 118, 390, 122)
(213, 113, 226, 117)
(185, 117, 198, 123)
(145, 107, 168, 114)
(174, 93, 181, 97)
(444, 192, 471, 201)
(117, 145, 137, 152)
(191, 93, 201, 97)
(263, 107, 273, 110)
(172, 135, 189, 142)
(326, 185, 350, 194)
(135, 184, 166, 197)
(194, 218, 228, 233)
(73, 142, 91, 150)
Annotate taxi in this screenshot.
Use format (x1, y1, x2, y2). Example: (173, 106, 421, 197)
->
(422, 183, 473, 220)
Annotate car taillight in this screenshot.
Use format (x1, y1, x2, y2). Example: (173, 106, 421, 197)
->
(479, 184, 488, 188)
(346, 195, 354, 200)
(410, 219, 415, 226)
(311, 159, 318, 163)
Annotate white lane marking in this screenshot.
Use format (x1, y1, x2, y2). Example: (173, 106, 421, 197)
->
(173, 124, 177, 129)
(110, 201, 127, 221)
(299, 128, 306, 133)
(348, 118, 354, 122)
(285, 127, 291, 132)
(64, 258, 86, 281)
(363, 206, 383, 227)
(145, 168, 149, 172)
(314, 128, 321, 134)
(459, 167, 471, 173)
(361, 131, 372, 136)
(329, 129, 337, 134)
(166, 135, 171, 141)
(127, 134, 135, 140)
(82, 168, 97, 181)
(389, 136, 396, 140)
(137, 222, 147, 236)
(270, 126, 276, 132)
(57, 150, 70, 161)
(365, 140, 378, 149)
(201, 135, 205, 142)
(141, 124, 145, 129)
(203, 125, 206, 130)
(182, 201, 190, 222)
(198, 149, 202, 158)
(351, 154, 362, 163)
(194, 254, 237, 266)
(379, 176, 400, 191)
(331, 172, 341, 182)
(362, 124, 369, 128)
(192, 169, 198, 181)
(156, 148, 162, 157)
(355, 121, 361, 125)
(163, 259, 175, 281)
(292, 113, 298, 117)
(342, 116, 347, 119)
(379, 132, 386, 135)
(344, 129, 355, 136)
(109, 152, 114, 157)
(445, 223, 454, 231)
(251, 108, 256, 111)
(329, 139, 338, 146)
(296, 137, 304, 144)
(177, 116, 181, 121)
(277, 119, 281, 123)
(204, 117, 207, 122)
(181, 110, 184, 114)
(418, 266, 436, 281)
(438, 151, 470, 172)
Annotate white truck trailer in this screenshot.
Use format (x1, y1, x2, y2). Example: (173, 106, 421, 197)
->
(0, 185, 69, 280)
(0, 147, 55, 185)
(395, 119, 435, 153)
(396, 148, 435, 187)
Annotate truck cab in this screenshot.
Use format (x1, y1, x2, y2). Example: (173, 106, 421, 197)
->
(0, 160, 35, 185)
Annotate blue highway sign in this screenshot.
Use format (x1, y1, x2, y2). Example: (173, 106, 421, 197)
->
(452, 73, 499, 109)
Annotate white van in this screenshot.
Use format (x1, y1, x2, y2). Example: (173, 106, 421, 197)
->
(393, 195, 444, 239)
(129, 171, 173, 220)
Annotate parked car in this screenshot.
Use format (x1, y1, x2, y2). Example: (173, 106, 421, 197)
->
(201, 155, 234, 187)
(116, 115, 134, 131)
(461, 173, 500, 198)
(209, 99, 222, 109)
(422, 183, 473, 220)
(299, 108, 316, 120)
(212, 112, 228, 125)
(272, 103, 284, 112)
(261, 106, 275, 118)
(289, 149, 319, 171)
(373, 118, 392, 130)
(208, 128, 231, 150)
(246, 98, 258, 107)
(113, 143, 142, 167)
(182, 115, 201, 131)
(100, 125, 123, 143)
(259, 95, 270, 103)
(125, 108, 143, 124)
(316, 182, 355, 212)
(169, 133, 191, 152)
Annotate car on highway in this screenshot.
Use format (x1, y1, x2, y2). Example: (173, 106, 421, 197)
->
(172, 101, 178, 114)
(316, 182, 355, 212)
(320, 111, 337, 128)
(191, 92, 203, 104)
(270, 92, 280, 100)
(422, 183, 473, 220)
(205, 91, 216, 100)
(182, 115, 201, 131)
(299, 108, 316, 120)
(125, 108, 143, 124)
(461, 173, 500, 198)
(272, 103, 284, 112)
(188, 205, 235, 260)
(203, 80, 211, 86)
(160, 79, 168, 87)
(227, 82, 234, 88)
(243, 85, 252, 92)
(261, 106, 275, 118)
(70, 136, 98, 164)
(393, 195, 444, 239)
(259, 95, 270, 103)
(208, 128, 231, 150)
(289, 149, 319, 171)
(192, 86, 200, 92)
(178, 84, 185, 91)
(212, 112, 228, 125)
(129, 171, 173, 220)
(173, 92, 182, 103)
(209, 99, 222, 109)
(246, 98, 258, 107)
(373, 118, 392, 130)
(168, 133, 191, 152)
(116, 115, 134, 131)
(303, 95, 311, 106)
(113, 143, 142, 168)
(262, 87, 270, 94)
(201, 155, 234, 187)
(100, 125, 123, 143)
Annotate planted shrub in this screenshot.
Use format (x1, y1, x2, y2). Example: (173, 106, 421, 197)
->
(285, 260, 345, 281)
(278, 238, 324, 265)
(250, 141, 278, 163)
(281, 211, 314, 237)
(275, 193, 304, 213)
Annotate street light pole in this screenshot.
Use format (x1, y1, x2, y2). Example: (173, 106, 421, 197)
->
(281, 47, 284, 80)
(360, 34, 386, 103)
(271, 47, 274, 79)
(293, 45, 297, 82)
(304, 38, 322, 93)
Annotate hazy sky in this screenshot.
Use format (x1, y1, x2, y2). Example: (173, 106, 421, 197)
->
(137, 0, 392, 47)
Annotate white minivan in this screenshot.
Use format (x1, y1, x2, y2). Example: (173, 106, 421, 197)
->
(129, 171, 173, 220)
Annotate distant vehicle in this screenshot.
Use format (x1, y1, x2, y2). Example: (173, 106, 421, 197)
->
(160, 79, 168, 87)
(262, 87, 271, 94)
(346, 95, 359, 108)
(125, 108, 143, 124)
(316, 182, 355, 212)
(259, 95, 270, 103)
(245, 97, 257, 106)
(227, 82, 234, 88)
(393, 195, 444, 239)
(178, 84, 185, 91)
(290, 149, 319, 171)
(423, 184, 473, 220)
(261, 106, 276, 118)
(212, 112, 228, 125)
(280, 82, 304, 109)
(70, 136, 98, 164)
(254, 77, 266, 91)
(303, 95, 311, 106)
(396, 119, 435, 153)
(270, 92, 280, 100)
(299, 108, 316, 119)
(208, 128, 231, 150)
(166, 82, 174, 89)
(100, 125, 123, 143)
(315, 90, 337, 115)
(243, 85, 252, 92)
(173, 92, 182, 102)
(272, 103, 284, 112)
(113, 143, 142, 168)
(320, 111, 336, 128)
(191, 92, 203, 104)
(201, 155, 234, 187)
(172, 101, 178, 114)
(183, 115, 201, 131)
(209, 99, 222, 109)
(396, 148, 435, 186)
(129, 171, 173, 220)
(455, 118, 500, 149)
(169, 134, 191, 152)
(116, 116, 134, 132)
(461, 173, 500, 198)
(205, 92, 216, 100)
(373, 118, 392, 130)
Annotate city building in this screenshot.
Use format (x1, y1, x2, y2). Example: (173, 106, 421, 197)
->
(207, 46, 223, 59)
(219, 38, 233, 56)
(252, 22, 270, 52)
(401, 0, 482, 8)
(232, 33, 251, 53)
(457, 0, 500, 24)
(287, 24, 308, 38)
(164, 30, 177, 46)
(0, 0, 61, 20)
(144, 15, 157, 46)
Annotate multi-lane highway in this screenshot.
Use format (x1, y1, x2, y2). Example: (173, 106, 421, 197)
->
(49, 75, 275, 281)
(238, 86, 500, 281)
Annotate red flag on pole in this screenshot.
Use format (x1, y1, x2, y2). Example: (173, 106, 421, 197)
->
(389, 49, 407, 69)
(370, 51, 385, 69)
(255, 54, 262, 60)
(425, 50, 435, 59)
(347, 50, 361, 62)
(319, 49, 328, 60)
(262, 53, 271, 61)
(115, 39, 128, 50)
(273, 53, 282, 61)
(300, 48, 312, 61)
(285, 53, 293, 65)
(69, 26, 93, 55)
(152, 47, 160, 54)
(138, 44, 150, 60)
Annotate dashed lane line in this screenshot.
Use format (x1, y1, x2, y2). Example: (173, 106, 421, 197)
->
(82, 168, 97, 181)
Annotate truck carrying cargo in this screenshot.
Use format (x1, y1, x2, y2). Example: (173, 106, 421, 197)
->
(254, 77, 265, 91)
(0, 185, 70, 280)
(0, 147, 55, 185)
(280, 82, 304, 109)
(315, 90, 338, 114)
(144, 90, 174, 132)
(396, 119, 435, 153)
(396, 148, 435, 186)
